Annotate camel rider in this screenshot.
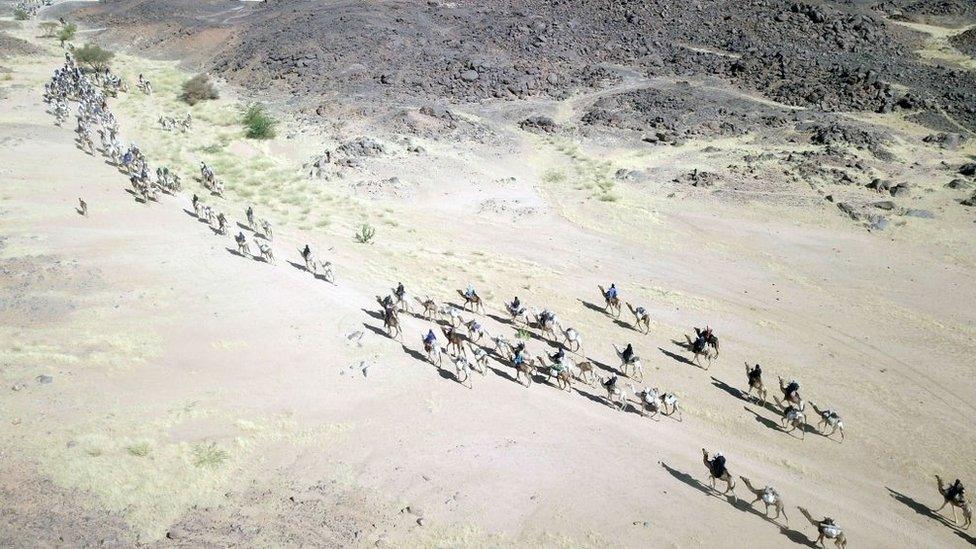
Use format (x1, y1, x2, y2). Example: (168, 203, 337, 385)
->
(423, 329, 437, 347)
(635, 305, 646, 317)
(395, 283, 405, 299)
(603, 374, 618, 391)
(622, 343, 635, 364)
(710, 453, 727, 478)
(748, 364, 762, 384)
(470, 319, 482, 333)
(606, 283, 618, 300)
(947, 479, 965, 503)
(819, 518, 841, 537)
(192, 194, 199, 209)
(539, 309, 554, 324)
(512, 341, 526, 357)
(465, 283, 477, 299)
(549, 348, 565, 366)
(784, 380, 800, 401)
(510, 296, 521, 312)
(301, 244, 311, 261)
(246, 205, 254, 225)
(693, 331, 708, 353)
(382, 295, 394, 309)
(513, 349, 526, 367)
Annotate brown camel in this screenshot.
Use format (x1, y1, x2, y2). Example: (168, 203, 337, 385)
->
(535, 355, 573, 391)
(739, 476, 788, 523)
(778, 376, 803, 409)
(441, 326, 464, 356)
(424, 339, 443, 367)
(702, 449, 736, 500)
(574, 360, 596, 385)
(514, 355, 535, 387)
(798, 507, 847, 548)
(745, 363, 768, 405)
(776, 400, 807, 440)
(466, 342, 489, 375)
(935, 475, 972, 529)
(456, 289, 485, 313)
(625, 302, 651, 334)
(597, 285, 621, 317)
(684, 333, 716, 369)
(414, 296, 437, 320)
(383, 308, 402, 340)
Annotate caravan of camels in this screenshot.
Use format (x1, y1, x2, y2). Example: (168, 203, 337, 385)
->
(44, 47, 970, 547)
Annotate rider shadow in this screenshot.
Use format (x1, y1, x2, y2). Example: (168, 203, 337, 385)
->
(123, 188, 146, 204)
(710, 377, 746, 401)
(361, 308, 386, 322)
(361, 322, 393, 340)
(286, 260, 334, 283)
(399, 344, 428, 365)
(486, 313, 512, 325)
(744, 405, 786, 434)
(181, 208, 201, 220)
(613, 318, 638, 332)
(236, 221, 253, 232)
(486, 364, 519, 385)
(578, 299, 610, 316)
(659, 347, 696, 367)
(589, 357, 620, 375)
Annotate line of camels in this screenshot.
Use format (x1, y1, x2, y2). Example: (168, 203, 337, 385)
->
(373, 283, 971, 546)
(47, 51, 969, 546)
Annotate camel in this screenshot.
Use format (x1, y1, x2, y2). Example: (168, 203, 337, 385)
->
(506, 300, 526, 323)
(777, 401, 806, 439)
(257, 241, 275, 264)
(259, 219, 273, 240)
(625, 302, 651, 334)
(527, 308, 559, 340)
(311, 260, 335, 283)
(597, 285, 621, 317)
(535, 355, 573, 391)
(778, 377, 803, 409)
(451, 354, 472, 387)
(573, 359, 596, 385)
(702, 449, 736, 501)
(235, 232, 250, 257)
(413, 296, 437, 320)
(441, 326, 464, 356)
(439, 305, 463, 327)
(684, 332, 717, 369)
(491, 335, 515, 360)
(798, 507, 847, 548)
(935, 475, 972, 529)
(77, 198, 87, 216)
(216, 213, 228, 235)
(424, 339, 444, 367)
(601, 375, 627, 410)
(456, 289, 485, 313)
(390, 288, 411, 313)
(467, 342, 489, 375)
(560, 325, 582, 353)
(739, 477, 788, 523)
(383, 308, 402, 340)
(513, 354, 535, 387)
(464, 319, 487, 344)
(629, 385, 680, 420)
(809, 401, 845, 441)
(745, 363, 768, 405)
(613, 344, 644, 382)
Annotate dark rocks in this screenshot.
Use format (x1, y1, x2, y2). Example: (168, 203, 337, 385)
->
(873, 200, 895, 210)
(336, 137, 386, 158)
(837, 202, 859, 220)
(922, 132, 966, 149)
(674, 169, 719, 187)
(947, 178, 971, 189)
(959, 163, 976, 177)
(36, 374, 53, 384)
(518, 115, 557, 133)
(459, 70, 479, 82)
(903, 209, 935, 219)
(866, 178, 891, 192)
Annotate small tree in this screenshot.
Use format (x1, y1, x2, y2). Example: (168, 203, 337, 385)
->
(13, 7, 29, 20)
(242, 103, 275, 139)
(73, 43, 114, 71)
(180, 73, 219, 105)
(39, 21, 59, 37)
(355, 223, 376, 244)
(57, 23, 77, 46)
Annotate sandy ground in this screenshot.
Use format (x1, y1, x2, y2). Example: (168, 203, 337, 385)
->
(2, 15, 976, 548)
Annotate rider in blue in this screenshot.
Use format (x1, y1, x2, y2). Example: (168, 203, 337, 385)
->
(423, 329, 437, 346)
(606, 283, 618, 300)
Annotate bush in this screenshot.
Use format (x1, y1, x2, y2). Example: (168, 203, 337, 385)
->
(355, 223, 376, 244)
(39, 21, 58, 37)
(56, 22, 76, 44)
(180, 73, 219, 105)
(73, 43, 114, 71)
(242, 103, 275, 139)
(13, 8, 29, 21)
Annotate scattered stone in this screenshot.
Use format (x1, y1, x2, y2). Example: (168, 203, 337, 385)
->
(36, 375, 53, 384)
(459, 70, 479, 82)
(674, 169, 719, 187)
(336, 136, 386, 158)
(947, 179, 971, 189)
(922, 132, 966, 149)
(11, 382, 25, 391)
(903, 209, 934, 219)
(518, 115, 557, 133)
(889, 183, 910, 197)
(836, 202, 859, 220)
(873, 201, 895, 210)
(959, 163, 976, 177)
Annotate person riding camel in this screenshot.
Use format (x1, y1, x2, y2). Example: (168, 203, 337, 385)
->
(423, 329, 437, 346)
(748, 364, 762, 384)
(549, 348, 565, 366)
(509, 296, 521, 314)
(709, 452, 728, 478)
(512, 341, 526, 357)
(622, 343, 635, 364)
(465, 283, 477, 300)
(947, 479, 966, 503)
(603, 374, 618, 391)
(605, 283, 618, 300)
(301, 244, 311, 261)
(513, 349, 526, 367)
(395, 283, 405, 300)
(381, 295, 394, 310)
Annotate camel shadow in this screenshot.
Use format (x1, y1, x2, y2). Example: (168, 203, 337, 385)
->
(885, 486, 974, 543)
(710, 377, 745, 401)
(75, 207, 86, 216)
(744, 406, 786, 434)
(659, 347, 696, 367)
(181, 208, 202, 220)
(486, 313, 512, 325)
(672, 338, 694, 351)
(400, 344, 428, 365)
(286, 260, 335, 283)
(589, 357, 620, 375)
(578, 299, 612, 317)
(236, 221, 253, 232)
(361, 322, 398, 342)
(361, 308, 385, 322)
(123, 188, 146, 204)
(613, 318, 639, 332)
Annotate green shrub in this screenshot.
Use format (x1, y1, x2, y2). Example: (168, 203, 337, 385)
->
(355, 223, 376, 244)
(13, 8, 29, 21)
(73, 43, 114, 71)
(56, 22, 76, 44)
(180, 73, 219, 105)
(242, 103, 275, 139)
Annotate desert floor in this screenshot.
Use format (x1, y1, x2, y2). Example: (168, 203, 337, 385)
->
(2, 15, 976, 548)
